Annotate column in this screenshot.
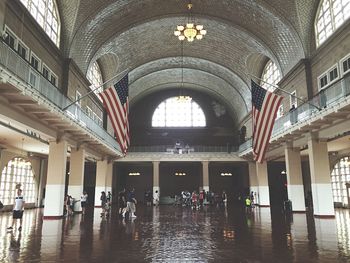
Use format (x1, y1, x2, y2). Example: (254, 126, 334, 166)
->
(43, 140, 67, 218)
(256, 161, 270, 207)
(285, 146, 306, 212)
(308, 139, 335, 217)
(68, 148, 85, 212)
(248, 162, 259, 205)
(105, 162, 113, 199)
(202, 161, 209, 193)
(94, 160, 108, 207)
(153, 161, 160, 205)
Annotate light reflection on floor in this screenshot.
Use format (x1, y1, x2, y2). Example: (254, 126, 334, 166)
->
(0, 206, 350, 262)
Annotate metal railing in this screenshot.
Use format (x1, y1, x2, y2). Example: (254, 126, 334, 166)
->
(238, 73, 350, 153)
(0, 40, 121, 153)
(128, 145, 238, 153)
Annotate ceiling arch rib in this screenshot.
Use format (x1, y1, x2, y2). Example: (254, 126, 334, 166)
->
(90, 17, 275, 84)
(128, 56, 251, 109)
(129, 68, 248, 124)
(67, 1, 304, 77)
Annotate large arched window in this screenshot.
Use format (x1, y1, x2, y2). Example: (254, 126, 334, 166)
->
(20, 0, 60, 47)
(152, 97, 206, 127)
(331, 156, 350, 206)
(315, 0, 350, 47)
(0, 157, 37, 205)
(87, 62, 103, 100)
(261, 60, 281, 92)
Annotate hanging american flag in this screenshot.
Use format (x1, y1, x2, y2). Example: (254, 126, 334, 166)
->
(251, 80, 283, 163)
(100, 74, 130, 154)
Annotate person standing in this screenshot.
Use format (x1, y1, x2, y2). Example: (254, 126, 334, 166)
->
(100, 191, 107, 216)
(118, 188, 127, 217)
(80, 191, 88, 215)
(7, 189, 25, 231)
(154, 190, 160, 206)
(126, 188, 137, 218)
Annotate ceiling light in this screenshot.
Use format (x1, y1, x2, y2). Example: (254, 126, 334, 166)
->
(174, 2, 207, 42)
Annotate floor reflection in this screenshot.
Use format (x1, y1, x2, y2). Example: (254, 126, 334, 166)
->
(0, 206, 350, 262)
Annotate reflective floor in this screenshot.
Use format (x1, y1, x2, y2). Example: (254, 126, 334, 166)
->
(0, 206, 350, 262)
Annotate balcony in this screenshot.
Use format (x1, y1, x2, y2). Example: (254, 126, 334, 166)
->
(239, 74, 350, 157)
(0, 40, 121, 156)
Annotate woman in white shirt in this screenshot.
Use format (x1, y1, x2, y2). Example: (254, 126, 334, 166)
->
(80, 191, 88, 215)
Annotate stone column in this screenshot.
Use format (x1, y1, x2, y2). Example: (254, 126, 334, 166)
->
(94, 160, 108, 207)
(153, 161, 160, 204)
(256, 161, 270, 207)
(68, 148, 85, 212)
(105, 162, 113, 199)
(308, 139, 335, 217)
(248, 162, 259, 204)
(285, 146, 306, 212)
(202, 161, 209, 193)
(43, 140, 67, 218)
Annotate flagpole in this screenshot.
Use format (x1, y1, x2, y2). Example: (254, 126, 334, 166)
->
(61, 68, 129, 111)
(249, 75, 322, 111)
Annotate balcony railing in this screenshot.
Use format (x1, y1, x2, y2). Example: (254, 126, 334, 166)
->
(238, 73, 350, 153)
(0, 40, 121, 153)
(128, 145, 238, 153)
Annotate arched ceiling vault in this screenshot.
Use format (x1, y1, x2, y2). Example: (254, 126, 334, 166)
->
(56, 0, 320, 123)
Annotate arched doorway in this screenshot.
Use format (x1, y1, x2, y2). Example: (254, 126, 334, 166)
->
(0, 157, 37, 206)
(331, 157, 350, 208)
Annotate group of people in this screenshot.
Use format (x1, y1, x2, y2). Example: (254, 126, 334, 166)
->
(176, 190, 228, 209)
(117, 188, 137, 219)
(143, 190, 160, 206)
(100, 191, 112, 217)
(64, 191, 89, 216)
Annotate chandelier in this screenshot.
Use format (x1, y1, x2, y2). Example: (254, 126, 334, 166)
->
(176, 42, 191, 102)
(174, 3, 207, 42)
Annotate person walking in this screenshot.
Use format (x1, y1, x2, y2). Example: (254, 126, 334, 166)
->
(126, 188, 137, 218)
(80, 191, 88, 215)
(7, 189, 25, 231)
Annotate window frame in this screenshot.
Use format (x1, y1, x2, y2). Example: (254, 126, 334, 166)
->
(42, 63, 50, 80)
(17, 39, 29, 61)
(340, 53, 350, 76)
(318, 63, 340, 90)
(50, 71, 58, 87)
(30, 51, 41, 72)
(4, 26, 18, 50)
(290, 90, 297, 108)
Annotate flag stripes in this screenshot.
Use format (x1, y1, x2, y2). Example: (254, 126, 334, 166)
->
(252, 80, 283, 163)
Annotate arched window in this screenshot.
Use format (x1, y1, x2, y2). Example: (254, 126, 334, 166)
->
(261, 60, 281, 92)
(315, 0, 350, 47)
(152, 97, 206, 127)
(87, 62, 103, 100)
(331, 156, 350, 206)
(0, 157, 37, 205)
(20, 0, 60, 47)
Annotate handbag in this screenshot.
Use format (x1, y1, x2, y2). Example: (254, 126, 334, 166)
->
(0, 200, 4, 209)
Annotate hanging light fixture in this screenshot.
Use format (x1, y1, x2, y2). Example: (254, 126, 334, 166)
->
(174, 2, 207, 42)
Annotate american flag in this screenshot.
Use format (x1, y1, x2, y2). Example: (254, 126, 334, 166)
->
(251, 80, 283, 163)
(100, 74, 130, 154)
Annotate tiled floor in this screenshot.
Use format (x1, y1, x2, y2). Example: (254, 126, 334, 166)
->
(0, 205, 349, 262)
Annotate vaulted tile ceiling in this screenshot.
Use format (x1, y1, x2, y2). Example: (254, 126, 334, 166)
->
(57, 0, 319, 124)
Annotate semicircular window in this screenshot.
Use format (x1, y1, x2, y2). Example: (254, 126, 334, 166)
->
(152, 97, 206, 127)
(261, 60, 281, 92)
(315, 0, 350, 47)
(20, 0, 60, 47)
